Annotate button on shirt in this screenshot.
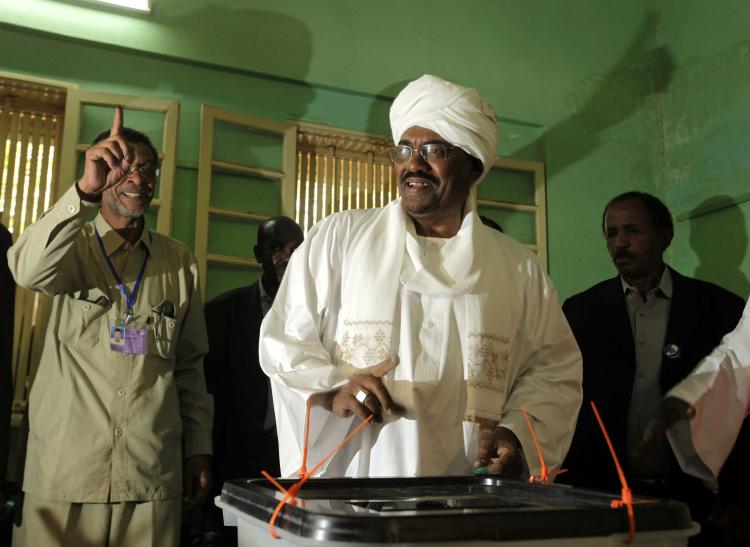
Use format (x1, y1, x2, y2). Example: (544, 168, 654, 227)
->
(623, 268, 673, 477)
(7, 184, 213, 503)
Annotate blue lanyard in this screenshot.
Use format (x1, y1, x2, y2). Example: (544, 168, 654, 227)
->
(95, 228, 149, 321)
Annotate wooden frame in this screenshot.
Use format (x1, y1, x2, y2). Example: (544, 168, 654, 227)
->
(195, 105, 297, 297)
(294, 121, 394, 231)
(57, 89, 179, 235)
(477, 156, 548, 271)
(0, 71, 78, 93)
(0, 71, 77, 415)
(0, 71, 77, 229)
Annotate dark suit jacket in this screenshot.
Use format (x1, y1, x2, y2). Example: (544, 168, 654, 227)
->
(560, 267, 745, 493)
(1, 223, 14, 483)
(203, 280, 279, 500)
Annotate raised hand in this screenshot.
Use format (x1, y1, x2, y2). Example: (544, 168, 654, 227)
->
(77, 106, 132, 196)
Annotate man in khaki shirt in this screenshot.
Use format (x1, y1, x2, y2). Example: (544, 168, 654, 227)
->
(8, 107, 213, 547)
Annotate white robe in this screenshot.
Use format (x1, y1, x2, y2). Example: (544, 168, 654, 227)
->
(259, 201, 582, 478)
(667, 298, 750, 484)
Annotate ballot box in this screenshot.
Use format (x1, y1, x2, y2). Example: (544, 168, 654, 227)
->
(215, 476, 698, 546)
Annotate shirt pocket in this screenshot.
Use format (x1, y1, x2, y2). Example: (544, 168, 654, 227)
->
(57, 288, 110, 348)
(148, 312, 181, 360)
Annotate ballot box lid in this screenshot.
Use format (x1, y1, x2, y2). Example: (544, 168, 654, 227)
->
(219, 476, 693, 543)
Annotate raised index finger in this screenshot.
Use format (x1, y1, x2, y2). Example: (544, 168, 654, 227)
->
(110, 105, 123, 137)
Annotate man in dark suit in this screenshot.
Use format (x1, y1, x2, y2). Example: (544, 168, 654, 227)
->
(560, 191, 746, 546)
(201, 216, 302, 542)
(1, 222, 15, 544)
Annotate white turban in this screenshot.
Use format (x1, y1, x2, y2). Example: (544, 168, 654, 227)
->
(390, 74, 498, 183)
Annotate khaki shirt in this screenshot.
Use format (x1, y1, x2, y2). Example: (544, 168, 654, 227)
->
(8, 185, 213, 503)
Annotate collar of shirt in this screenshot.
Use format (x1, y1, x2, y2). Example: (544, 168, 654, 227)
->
(94, 213, 152, 257)
(620, 266, 673, 301)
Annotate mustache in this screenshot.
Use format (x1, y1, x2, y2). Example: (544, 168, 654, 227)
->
(400, 170, 438, 185)
(612, 250, 635, 261)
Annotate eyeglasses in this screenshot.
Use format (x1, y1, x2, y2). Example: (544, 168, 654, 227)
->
(128, 163, 160, 179)
(389, 143, 461, 164)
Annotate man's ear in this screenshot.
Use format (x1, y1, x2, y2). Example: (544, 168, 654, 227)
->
(468, 156, 484, 184)
(253, 244, 261, 263)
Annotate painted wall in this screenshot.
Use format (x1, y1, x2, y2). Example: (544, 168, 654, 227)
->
(656, 0, 750, 299)
(0, 25, 398, 298)
(0, 0, 676, 300)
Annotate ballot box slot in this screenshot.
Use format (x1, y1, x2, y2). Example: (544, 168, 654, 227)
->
(350, 494, 532, 512)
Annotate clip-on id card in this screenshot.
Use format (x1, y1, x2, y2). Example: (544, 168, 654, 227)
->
(96, 227, 150, 356)
(110, 322, 147, 355)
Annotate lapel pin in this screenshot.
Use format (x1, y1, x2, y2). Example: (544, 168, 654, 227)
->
(663, 343, 681, 359)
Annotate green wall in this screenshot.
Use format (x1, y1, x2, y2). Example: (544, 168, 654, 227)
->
(0, 24, 400, 299)
(656, 0, 750, 298)
(1, 0, 701, 301)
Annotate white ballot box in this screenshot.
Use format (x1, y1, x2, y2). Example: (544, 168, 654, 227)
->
(216, 476, 698, 547)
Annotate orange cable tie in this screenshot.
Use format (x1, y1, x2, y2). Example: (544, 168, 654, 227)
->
(266, 400, 375, 539)
(300, 397, 312, 478)
(267, 487, 296, 539)
(520, 404, 550, 485)
(590, 401, 636, 545)
(261, 470, 291, 497)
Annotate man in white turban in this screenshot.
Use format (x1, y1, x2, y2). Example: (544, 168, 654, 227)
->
(260, 75, 583, 478)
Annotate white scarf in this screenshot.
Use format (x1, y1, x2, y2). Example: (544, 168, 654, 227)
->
(333, 198, 517, 424)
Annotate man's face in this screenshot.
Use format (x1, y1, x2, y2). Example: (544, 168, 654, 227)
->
(604, 198, 670, 279)
(256, 219, 304, 285)
(395, 126, 480, 218)
(101, 142, 157, 222)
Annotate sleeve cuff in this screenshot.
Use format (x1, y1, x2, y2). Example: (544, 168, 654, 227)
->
(183, 429, 213, 459)
(58, 182, 100, 217)
(74, 180, 103, 205)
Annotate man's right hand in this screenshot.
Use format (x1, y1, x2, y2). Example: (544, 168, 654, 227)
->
(77, 105, 132, 197)
(313, 356, 403, 423)
(634, 396, 694, 458)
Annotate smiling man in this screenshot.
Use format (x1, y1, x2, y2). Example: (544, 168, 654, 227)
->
(260, 75, 582, 479)
(8, 107, 213, 547)
(560, 191, 745, 546)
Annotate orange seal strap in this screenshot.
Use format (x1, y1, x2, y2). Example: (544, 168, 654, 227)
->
(590, 401, 636, 545)
(300, 397, 312, 478)
(262, 399, 374, 539)
(519, 405, 566, 485)
(261, 471, 292, 499)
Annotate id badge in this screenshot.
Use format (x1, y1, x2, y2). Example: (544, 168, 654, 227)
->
(110, 320, 147, 355)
